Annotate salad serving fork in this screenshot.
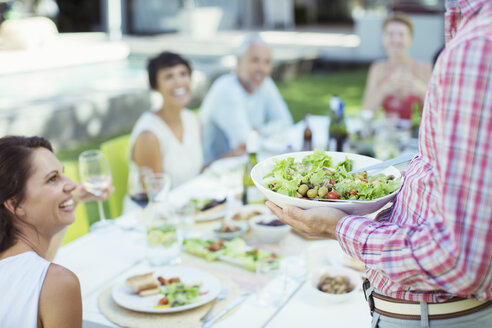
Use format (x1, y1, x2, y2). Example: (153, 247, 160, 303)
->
(348, 152, 416, 174)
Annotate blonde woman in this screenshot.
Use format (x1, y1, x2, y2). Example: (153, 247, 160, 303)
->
(362, 12, 432, 120)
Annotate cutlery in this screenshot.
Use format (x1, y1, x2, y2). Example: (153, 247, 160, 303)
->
(201, 292, 250, 328)
(348, 152, 416, 174)
(261, 279, 305, 328)
(200, 282, 230, 322)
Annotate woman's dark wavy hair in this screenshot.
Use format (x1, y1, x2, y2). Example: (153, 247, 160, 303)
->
(0, 136, 53, 252)
(147, 51, 192, 90)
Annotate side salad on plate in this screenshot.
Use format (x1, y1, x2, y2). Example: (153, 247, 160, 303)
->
(124, 272, 204, 309)
(183, 237, 278, 271)
(155, 280, 202, 309)
(113, 268, 221, 313)
(262, 149, 401, 201)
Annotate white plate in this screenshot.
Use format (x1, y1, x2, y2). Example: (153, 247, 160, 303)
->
(251, 151, 402, 215)
(111, 267, 221, 313)
(192, 199, 228, 222)
(175, 195, 227, 222)
(205, 155, 247, 177)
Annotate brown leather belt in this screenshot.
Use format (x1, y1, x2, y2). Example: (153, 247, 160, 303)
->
(363, 279, 492, 320)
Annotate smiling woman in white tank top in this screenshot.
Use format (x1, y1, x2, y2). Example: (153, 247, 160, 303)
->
(0, 136, 112, 328)
(125, 52, 203, 211)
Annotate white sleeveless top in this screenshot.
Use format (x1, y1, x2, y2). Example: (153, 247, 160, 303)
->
(0, 251, 51, 328)
(128, 110, 203, 188)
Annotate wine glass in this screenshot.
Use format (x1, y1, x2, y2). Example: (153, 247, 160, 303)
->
(144, 172, 171, 204)
(128, 166, 153, 210)
(78, 150, 112, 230)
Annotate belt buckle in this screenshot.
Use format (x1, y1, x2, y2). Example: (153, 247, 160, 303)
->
(363, 279, 375, 316)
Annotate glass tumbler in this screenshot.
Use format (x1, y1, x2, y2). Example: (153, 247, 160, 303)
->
(144, 173, 180, 266)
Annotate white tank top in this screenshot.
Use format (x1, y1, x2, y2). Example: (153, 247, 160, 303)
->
(128, 110, 203, 188)
(0, 251, 50, 328)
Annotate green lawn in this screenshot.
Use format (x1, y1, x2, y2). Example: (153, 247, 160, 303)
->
(277, 68, 367, 122)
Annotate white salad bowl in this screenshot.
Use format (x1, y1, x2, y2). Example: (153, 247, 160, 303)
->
(251, 151, 402, 215)
(249, 214, 291, 244)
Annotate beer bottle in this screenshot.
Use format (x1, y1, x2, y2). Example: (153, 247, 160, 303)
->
(302, 113, 313, 151)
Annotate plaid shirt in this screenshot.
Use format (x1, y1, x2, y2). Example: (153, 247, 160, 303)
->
(337, 0, 492, 302)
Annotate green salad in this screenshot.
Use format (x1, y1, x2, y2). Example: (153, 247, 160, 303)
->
(262, 149, 401, 201)
(183, 237, 278, 271)
(157, 282, 201, 308)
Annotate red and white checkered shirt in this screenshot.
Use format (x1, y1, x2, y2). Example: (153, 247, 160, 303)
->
(336, 0, 492, 302)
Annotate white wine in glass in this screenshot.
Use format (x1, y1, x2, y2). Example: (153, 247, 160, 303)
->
(78, 150, 112, 230)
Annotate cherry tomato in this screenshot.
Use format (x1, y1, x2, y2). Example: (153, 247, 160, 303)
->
(349, 189, 358, 196)
(329, 179, 336, 185)
(326, 191, 339, 199)
(158, 297, 169, 305)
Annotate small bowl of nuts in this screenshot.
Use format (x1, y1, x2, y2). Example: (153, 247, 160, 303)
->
(307, 266, 360, 303)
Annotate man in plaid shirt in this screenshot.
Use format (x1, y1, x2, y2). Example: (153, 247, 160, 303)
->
(268, 0, 492, 326)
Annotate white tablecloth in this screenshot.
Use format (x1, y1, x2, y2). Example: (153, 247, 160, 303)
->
(55, 116, 376, 327)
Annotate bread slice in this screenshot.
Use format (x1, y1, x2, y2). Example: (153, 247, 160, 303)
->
(125, 272, 159, 294)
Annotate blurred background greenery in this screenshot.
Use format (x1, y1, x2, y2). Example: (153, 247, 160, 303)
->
(56, 68, 367, 162)
(277, 68, 366, 122)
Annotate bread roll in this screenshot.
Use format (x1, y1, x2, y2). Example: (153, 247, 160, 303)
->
(125, 272, 159, 294)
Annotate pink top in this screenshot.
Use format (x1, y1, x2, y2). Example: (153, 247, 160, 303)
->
(382, 94, 423, 120)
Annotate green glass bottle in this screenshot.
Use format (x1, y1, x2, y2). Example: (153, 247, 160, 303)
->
(411, 101, 422, 138)
(242, 131, 265, 205)
(328, 97, 348, 152)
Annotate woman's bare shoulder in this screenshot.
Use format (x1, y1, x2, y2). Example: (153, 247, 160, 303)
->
(134, 130, 160, 156)
(370, 60, 388, 70)
(136, 130, 159, 144)
(39, 264, 82, 327)
(368, 60, 388, 77)
(43, 263, 80, 292)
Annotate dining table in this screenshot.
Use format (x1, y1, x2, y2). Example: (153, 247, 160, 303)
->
(53, 115, 401, 328)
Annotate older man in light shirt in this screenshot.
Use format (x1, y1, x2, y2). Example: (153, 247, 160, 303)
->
(199, 34, 293, 164)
